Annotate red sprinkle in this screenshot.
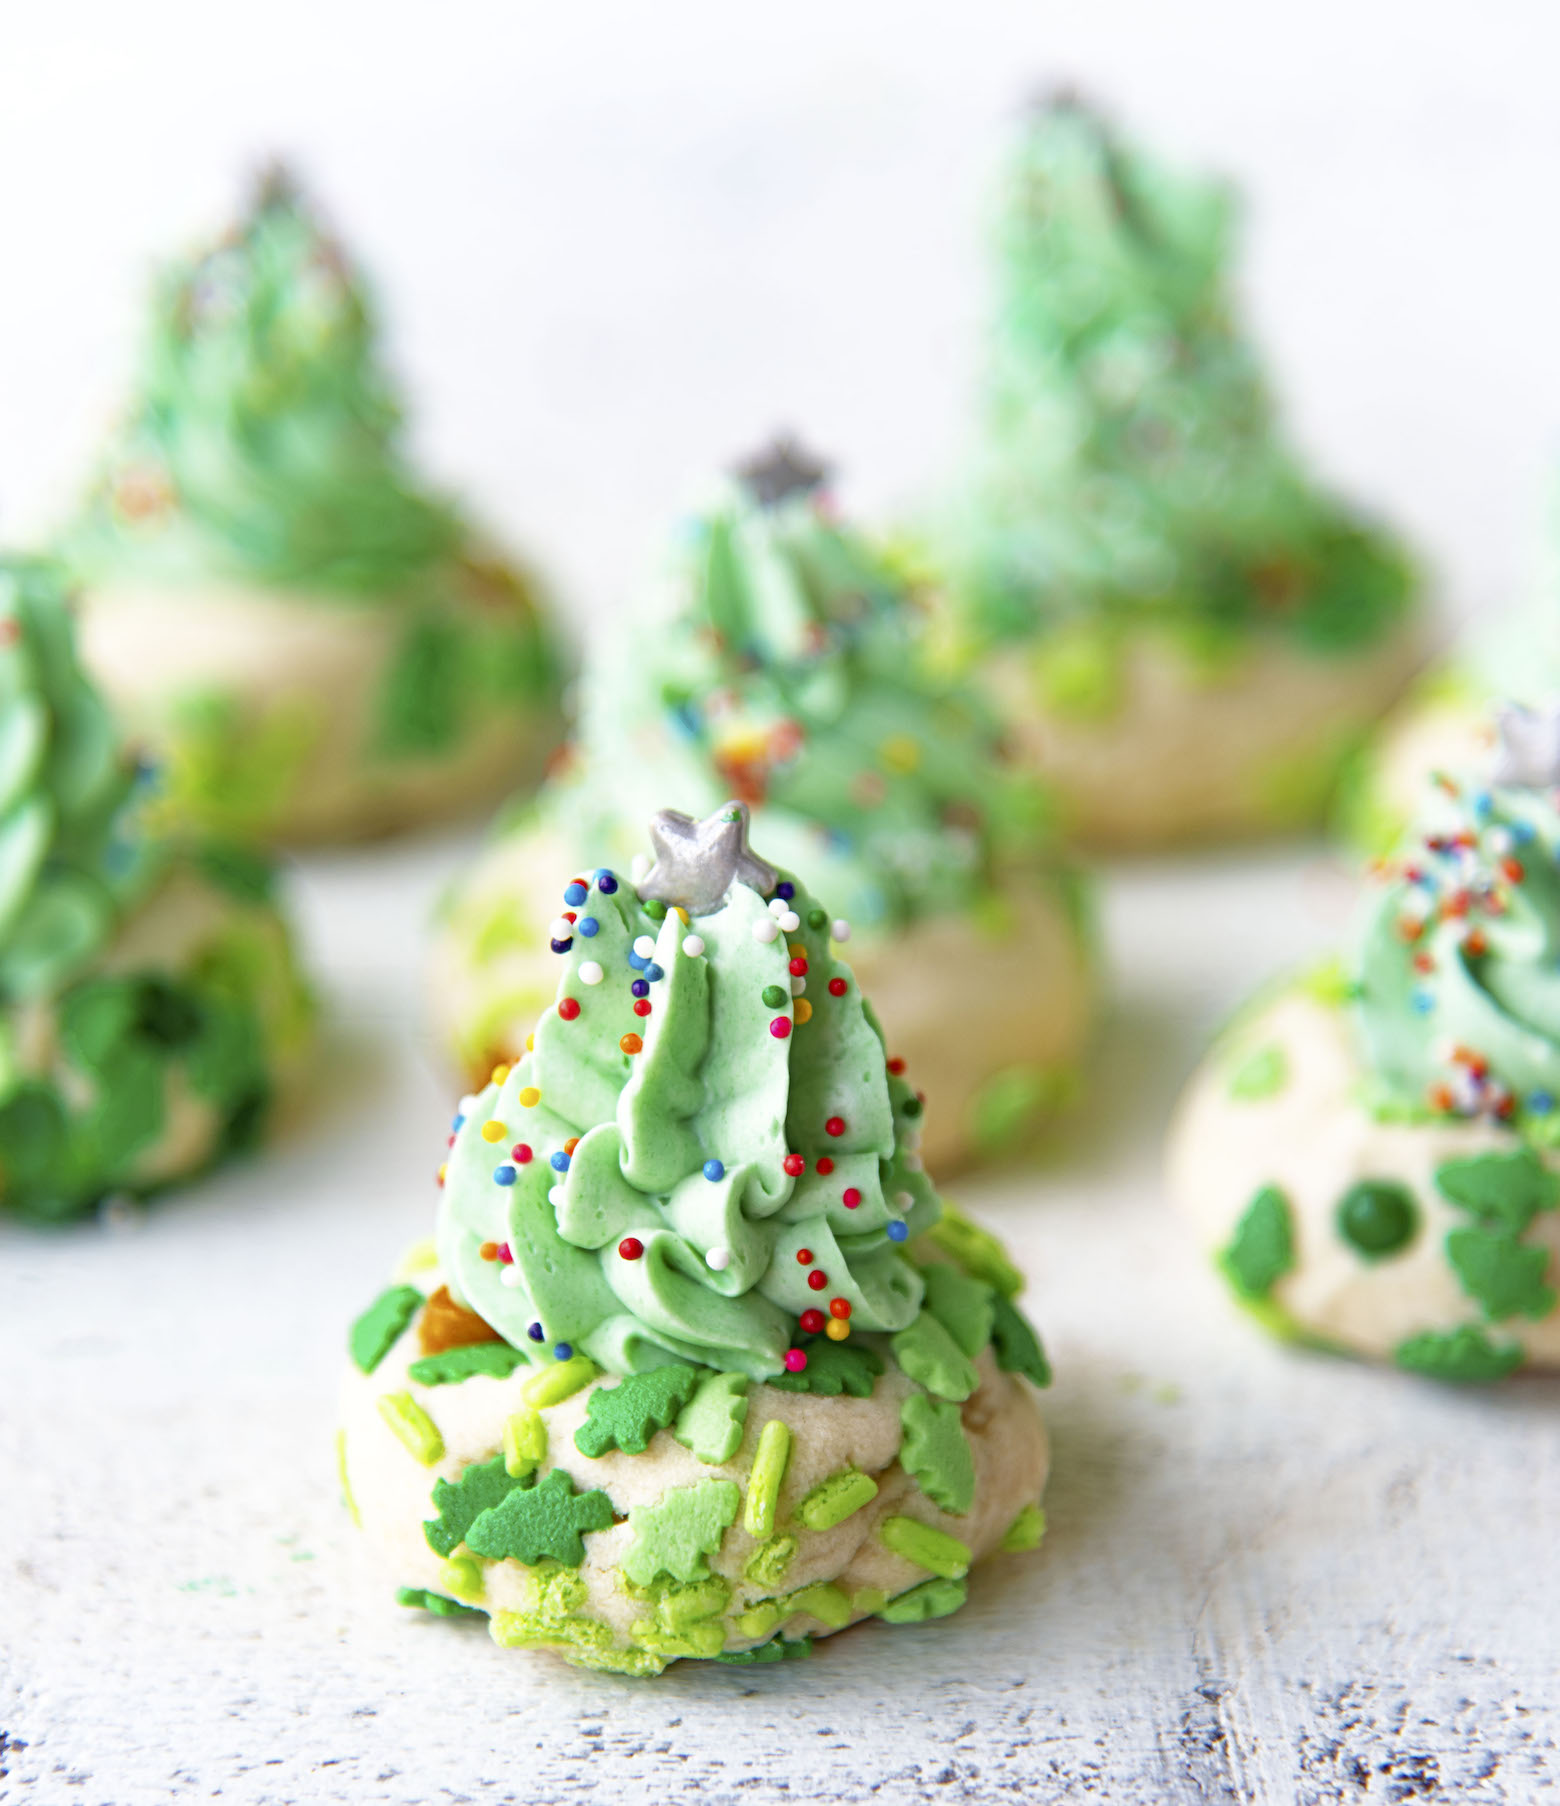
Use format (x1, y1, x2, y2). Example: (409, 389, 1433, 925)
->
(799, 1308, 826, 1335)
(829, 1297, 851, 1320)
(783, 1349, 808, 1374)
(618, 1237, 644, 1261)
(842, 1187, 862, 1209)
(1502, 857, 1526, 884)
(633, 998, 652, 1017)
(512, 1143, 533, 1164)
(887, 1057, 906, 1075)
(796, 1248, 813, 1265)
(558, 997, 581, 1021)
(498, 1244, 514, 1264)
(825, 1116, 845, 1137)
(807, 1269, 828, 1292)
(770, 1018, 792, 1040)
(827, 977, 847, 997)
(816, 1156, 835, 1175)
(563, 911, 578, 924)
(783, 1153, 806, 1177)
(789, 957, 808, 977)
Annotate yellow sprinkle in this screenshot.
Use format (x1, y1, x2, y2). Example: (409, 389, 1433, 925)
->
(737, 1601, 783, 1641)
(674, 907, 689, 925)
(878, 733, 921, 774)
(1000, 1502, 1047, 1552)
(521, 1353, 598, 1408)
(502, 1406, 548, 1479)
(824, 1315, 849, 1340)
(335, 1428, 360, 1527)
(441, 1555, 484, 1602)
(519, 1086, 541, 1108)
(394, 1237, 439, 1278)
(794, 999, 813, 1025)
(784, 1581, 852, 1630)
(480, 1121, 507, 1143)
(377, 1392, 444, 1465)
(744, 1419, 791, 1539)
(526, 1034, 535, 1052)
(491, 1063, 511, 1087)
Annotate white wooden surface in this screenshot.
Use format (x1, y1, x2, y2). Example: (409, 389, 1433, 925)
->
(4, 834, 1558, 1806)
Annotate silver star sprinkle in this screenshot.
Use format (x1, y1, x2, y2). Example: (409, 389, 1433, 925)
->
(636, 801, 778, 916)
(1491, 700, 1560, 789)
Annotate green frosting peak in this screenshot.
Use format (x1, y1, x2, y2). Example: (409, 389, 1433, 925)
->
(525, 462, 1059, 934)
(0, 558, 145, 1000)
(947, 95, 1416, 655)
(65, 166, 462, 594)
(1354, 760, 1560, 1125)
(437, 841, 940, 1380)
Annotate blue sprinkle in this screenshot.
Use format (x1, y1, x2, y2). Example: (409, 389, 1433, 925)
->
(550, 937, 573, 954)
(631, 978, 650, 998)
(670, 701, 702, 740)
(1530, 1091, 1555, 1115)
(578, 915, 600, 937)
(645, 962, 665, 983)
(886, 1221, 909, 1243)
(627, 949, 649, 971)
(1473, 790, 1493, 819)
(528, 1322, 546, 1342)
(564, 881, 588, 907)
(1411, 989, 1436, 1014)
(596, 871, 619, 894)
(554, 1342, 574, 1361)
(493, 1164, 517, 1187)
(1514, 820, 1537, 843)
(776, 881, 795, 900)
(452, 1114, 466, 1132)
(551, 1150, 571, 1172)
(703, 1159, 725, 1182)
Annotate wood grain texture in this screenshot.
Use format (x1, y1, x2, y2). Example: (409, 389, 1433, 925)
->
(3, 840, 1557, 1804)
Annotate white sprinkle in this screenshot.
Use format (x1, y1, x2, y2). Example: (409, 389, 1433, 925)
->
(778, 910, 801, 933)
(831, 918, 852, 943)
(706, 1246, 731, 1271)
(791, 976, 806, 997)
(752, 918, 779, 944)
(631, 854, 651, 882)
(458, 1094, 481, 1115)
(500, 1266, 524, 1288)
(682, 934, 705, 958)
(633, 935, 657, 959)
(895, 1190, 914, 1210)
(549, 916, 572, 940)
(1432, 1036, 1459, 1065)
(902, 1153, 922, 1172)
(549, 1186, 565, 1206)
(579, 961, 604, 986)
(768, 897, 790, 919)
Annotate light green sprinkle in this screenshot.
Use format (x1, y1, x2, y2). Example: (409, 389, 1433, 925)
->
(879, 1515, 971, 1579)
(795, 1468, 879, 1531)
(522, 1354, 599, 1408)
(673, 1371, 750, 1465)
(784, 1582, 851, 1631)
(744, 1535, 797, 1589)
(440, 1555, 484, 1602)
(335, 1428, 360, 1527)
(737, 1600, 784, 1641)
(377, 1392, 444, 1465)
(502, 1407, 547, 1480)
(743, 1419, 791, 1539)
(1228, 1043, 1288, 1101)
(1000, 1503, 1046, 1552)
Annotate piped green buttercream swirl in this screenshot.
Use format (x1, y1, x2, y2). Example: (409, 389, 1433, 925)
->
(945, 95, 1416, 655)
(438, 863, 939, 1379)
(64, 167, 462, 595)
(512, 470, 1060, 934)
(1355, 768, 1560, 1123)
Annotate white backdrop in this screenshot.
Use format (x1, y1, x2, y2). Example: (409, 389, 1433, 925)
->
(3, 0, 1559, 636)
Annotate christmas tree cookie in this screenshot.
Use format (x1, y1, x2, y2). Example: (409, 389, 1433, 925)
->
(431, 441, 1095, 1174)
(1168, 706, 1560, 1375)
(0, 557, 312, 1221)
(936, 94, 1423, 849)
(342, 803, 1051, 1672)
(60, 166, 562, 845)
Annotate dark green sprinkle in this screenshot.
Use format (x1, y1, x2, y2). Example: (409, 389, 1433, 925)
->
(900, 1097, 922, 1118)
(1219, 1185, 1294, 1299)
(349, 1284, 423, 1374)
(761, 984, 787, 1009)
(806, 908, 828, 931)
(643, 899, 668, 921)
(1335, 1180, 1418, 1258)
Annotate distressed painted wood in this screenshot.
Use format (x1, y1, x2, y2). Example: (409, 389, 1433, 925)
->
(3, 842, 1557, 1803)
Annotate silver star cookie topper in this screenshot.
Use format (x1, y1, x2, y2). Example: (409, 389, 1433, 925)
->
(732, 436, 831, 509)
(636, 802, 778, 916)
(1491, 700, 1560, 789)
